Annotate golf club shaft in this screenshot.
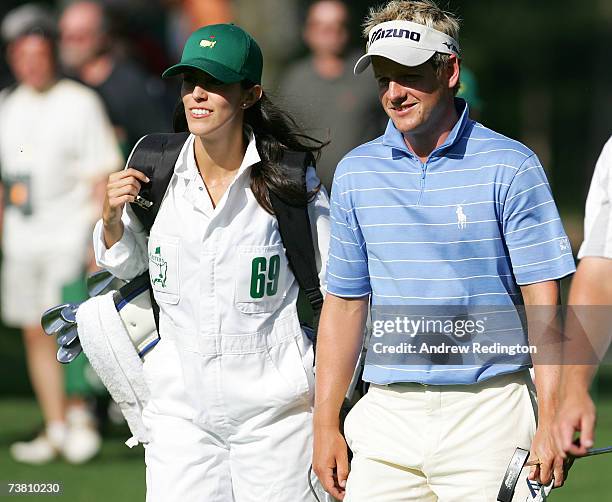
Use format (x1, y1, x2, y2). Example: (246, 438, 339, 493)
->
(525, 445, 612, 466)
(586, 446, 612, 457)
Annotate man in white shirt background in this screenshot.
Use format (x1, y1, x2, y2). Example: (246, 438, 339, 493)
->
(0, 4, 122, 465)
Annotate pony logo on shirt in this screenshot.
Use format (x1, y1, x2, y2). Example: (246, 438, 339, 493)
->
(149, 246, 168, 288)
(456, 204, 467, 229)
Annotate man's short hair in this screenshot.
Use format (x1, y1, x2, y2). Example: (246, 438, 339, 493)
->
(362, 0, 461, 87)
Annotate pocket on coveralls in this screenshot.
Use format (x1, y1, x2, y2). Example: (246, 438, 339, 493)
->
(265, 332, 313, 403)
(234, 244, 287, 314)
(147, 234, 180, 305)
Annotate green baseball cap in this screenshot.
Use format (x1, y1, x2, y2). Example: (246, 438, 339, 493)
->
(162, 23, 263, 84)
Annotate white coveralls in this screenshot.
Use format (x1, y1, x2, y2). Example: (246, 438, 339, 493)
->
(94, 133, 330, 501)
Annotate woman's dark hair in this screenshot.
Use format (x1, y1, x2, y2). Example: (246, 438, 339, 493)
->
(172, 83, 327, 213)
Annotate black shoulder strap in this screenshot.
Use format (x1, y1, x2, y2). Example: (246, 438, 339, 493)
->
(129, 132, 190, 232)
(269, 151, 324, 347)
(127, 132, 188, 330)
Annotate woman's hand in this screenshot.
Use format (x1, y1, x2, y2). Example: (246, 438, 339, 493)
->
(102, 168, 149, 248)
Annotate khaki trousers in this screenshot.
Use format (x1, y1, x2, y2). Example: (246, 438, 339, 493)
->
(344, 371, 537, 501)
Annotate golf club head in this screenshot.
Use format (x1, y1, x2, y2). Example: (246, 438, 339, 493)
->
(41, 303, 72, 335)
(498, 447, 529, 502)
(60, 303, 80, 324)
(499, 454, 554, 502)
(57, 341, 82, 364)
(87, 269, 124, 297)
(498, 443, 612, 502)
(56, 324, 79, 347)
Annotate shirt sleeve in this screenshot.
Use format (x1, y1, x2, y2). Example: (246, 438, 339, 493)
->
(578, 136, 612, 259)
(503, 154, 576, 285)
(325, 168, 371, 297)
(306, 166, 330, 293)
(93, 203, 149, 280)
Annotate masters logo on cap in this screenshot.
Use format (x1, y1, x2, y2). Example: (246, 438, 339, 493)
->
(354, 20, 460, 74)
(162, 23, 263, 84)
(200, 37, 217, 48)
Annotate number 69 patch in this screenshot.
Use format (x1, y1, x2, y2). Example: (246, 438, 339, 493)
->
(235, 244, 287, 311)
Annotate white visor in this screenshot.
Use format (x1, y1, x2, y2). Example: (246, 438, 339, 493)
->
(354, 20, 460, 74)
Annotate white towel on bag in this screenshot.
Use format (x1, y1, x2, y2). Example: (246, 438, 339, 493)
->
(75, 292, 151, 446)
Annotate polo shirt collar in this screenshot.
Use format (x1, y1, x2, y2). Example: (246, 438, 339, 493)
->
(382, 97, 471, 157)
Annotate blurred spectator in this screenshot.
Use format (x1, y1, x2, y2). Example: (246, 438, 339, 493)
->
(163, 0, 232, 63)
(0, 4, 122, 464)
(59, 0, 170, 156)
(181, 0, 232, 30)
(278, 0, 385, 192)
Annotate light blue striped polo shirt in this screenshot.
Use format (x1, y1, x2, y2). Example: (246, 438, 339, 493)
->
(326, 99, 576, 385)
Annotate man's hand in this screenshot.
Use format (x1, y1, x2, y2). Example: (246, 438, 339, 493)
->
(554, 255, 612, 460)
(313, 294, 368, 500)
(313, 424, 349, 500)
(529, 422, 566, 488)
(520, 281, 566, 487)
(554, 388, 596, 458)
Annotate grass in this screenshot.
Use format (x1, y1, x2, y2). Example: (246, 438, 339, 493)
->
(0, 399, 145, 501)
